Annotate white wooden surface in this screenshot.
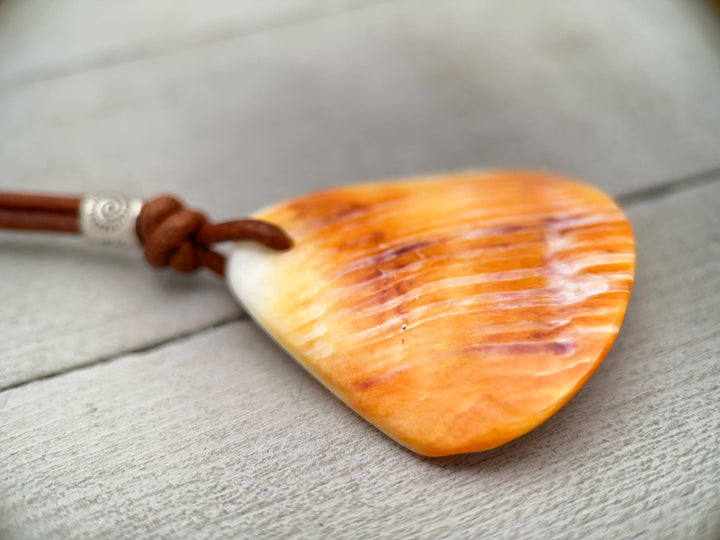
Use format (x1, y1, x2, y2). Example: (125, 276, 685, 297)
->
(1, 1, 719, 538)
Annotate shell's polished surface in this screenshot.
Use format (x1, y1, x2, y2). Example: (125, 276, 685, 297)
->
(228, 171, 635, 456)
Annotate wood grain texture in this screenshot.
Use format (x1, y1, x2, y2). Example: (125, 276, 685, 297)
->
(0, 0, 719, 537)
(1, 0, 719, 387)
(230, 171, 635, 455)
(1, 179, 718, 539)
(0, 235, 240, 389)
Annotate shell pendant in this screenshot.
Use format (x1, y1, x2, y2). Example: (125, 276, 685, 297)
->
(227, 171, 635, 456)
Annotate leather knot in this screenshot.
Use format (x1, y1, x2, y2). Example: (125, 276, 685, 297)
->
(137, 196, 292, 277)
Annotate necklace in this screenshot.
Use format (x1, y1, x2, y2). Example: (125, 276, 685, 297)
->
(0, 170, 635, 456)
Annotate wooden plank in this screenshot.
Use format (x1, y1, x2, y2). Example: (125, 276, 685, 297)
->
(0, 234, 241, 390)
(1, 181, 718, 538)
(2, 0, 720, 385)
(2, 1, 720, 210)
(0, 0, 391, 89)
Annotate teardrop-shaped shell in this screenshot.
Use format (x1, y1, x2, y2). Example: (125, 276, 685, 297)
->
(228, 171, 635, 456)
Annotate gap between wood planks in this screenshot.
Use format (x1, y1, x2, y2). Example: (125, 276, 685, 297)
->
(0, 313, 244, 393)
(616, 165, 720, 207)
(0, 0, 414, 92)
(1, 165, 719, 393)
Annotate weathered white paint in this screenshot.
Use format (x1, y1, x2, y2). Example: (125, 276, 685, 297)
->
(0, 0, 719, 537)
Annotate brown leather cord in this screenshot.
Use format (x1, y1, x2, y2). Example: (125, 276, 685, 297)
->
(0, 192, 81, 213)
(0, 209, 80, 233)
(0, 193, 81, 232)
(0, 191, 293, 277)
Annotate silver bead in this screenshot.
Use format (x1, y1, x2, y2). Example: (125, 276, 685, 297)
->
(79, 193, 143, 247)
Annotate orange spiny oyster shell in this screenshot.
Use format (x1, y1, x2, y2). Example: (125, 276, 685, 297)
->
(227, 171, 635, 456)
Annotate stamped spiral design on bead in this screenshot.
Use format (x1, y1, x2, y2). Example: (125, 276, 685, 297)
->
(89, 195, 130, 232)
(80, 193, 143, 246)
